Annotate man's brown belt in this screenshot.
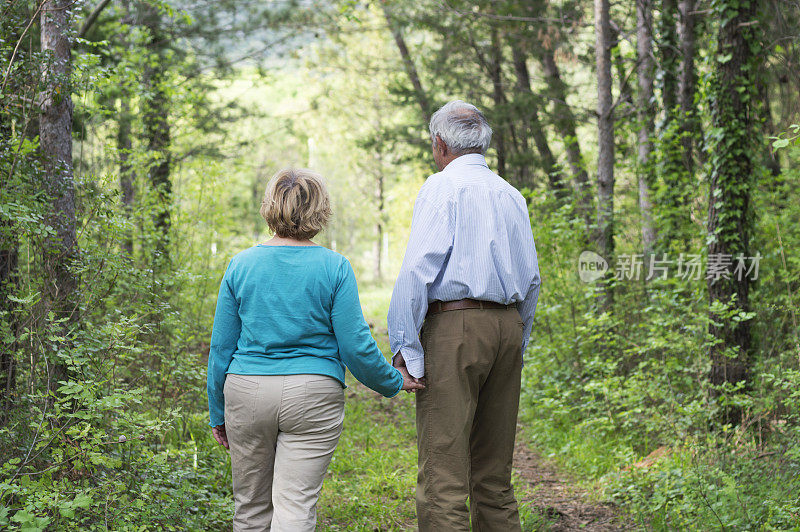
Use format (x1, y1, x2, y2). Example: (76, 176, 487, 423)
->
(427, 298, 516, 316)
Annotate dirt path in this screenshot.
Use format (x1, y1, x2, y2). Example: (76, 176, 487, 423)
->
(513, 440, 631, 531)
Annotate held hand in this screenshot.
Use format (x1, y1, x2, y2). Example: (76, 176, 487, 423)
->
(212, 424, 229, 450)
(399, 366, 425, 393)
(394, 352, 425, 393)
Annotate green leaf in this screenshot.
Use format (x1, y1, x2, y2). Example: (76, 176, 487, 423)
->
(717, 53, 732, 64)
(772, 138, 789, 149)
(73, 493, 93, 509)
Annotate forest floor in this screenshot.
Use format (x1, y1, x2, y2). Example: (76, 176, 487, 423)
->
(513, 441, 629, 531)
(315, 288, 631, 531)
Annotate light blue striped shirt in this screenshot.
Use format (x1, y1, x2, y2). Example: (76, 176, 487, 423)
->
(387, 153, 541, 378)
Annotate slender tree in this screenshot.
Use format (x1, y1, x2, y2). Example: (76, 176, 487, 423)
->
(463, 26, 516, 181)
(539, 46, 593, 232)
(380, 1, 431, 124)
(116, 1, 135, 255)
(140, 3, 172, 261)
(595, 0, 615, 309)
(374, 153, 386, 282)
(510, 0, 592, 225)
(659, 0, 680, 113)
(510, 43, 566, 196)
(637, 0, 658, 256)
(118, 98, 135, 255)
(40, 0, 79, 386)
(486, 29, 510, 178)
(757, 80, 782, 179)
(706, 0, 760, 398)
(655, 0, 693, 251)
(677, 0, 698, 172)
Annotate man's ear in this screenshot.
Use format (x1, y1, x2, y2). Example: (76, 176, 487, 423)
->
(435, 135, 448, 156)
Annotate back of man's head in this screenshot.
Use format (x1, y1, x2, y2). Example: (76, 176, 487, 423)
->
(429, 100, 493, 155)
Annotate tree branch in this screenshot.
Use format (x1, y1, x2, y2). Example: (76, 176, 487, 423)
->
(79, 0, 113, 38)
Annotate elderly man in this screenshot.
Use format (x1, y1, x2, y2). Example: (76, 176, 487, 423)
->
(388, 100, 541, 531)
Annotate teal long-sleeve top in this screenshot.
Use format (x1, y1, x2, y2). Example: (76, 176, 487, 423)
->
(207, 245, 403, 427)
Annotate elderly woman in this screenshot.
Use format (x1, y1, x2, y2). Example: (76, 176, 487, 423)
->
(207, 168, 423, 531)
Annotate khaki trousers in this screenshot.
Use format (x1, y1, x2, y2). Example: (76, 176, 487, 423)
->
(416, 307, 524, 532)
(224, 373, 344, 532)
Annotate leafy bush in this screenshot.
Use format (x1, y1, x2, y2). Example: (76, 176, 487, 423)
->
(519, 174, 800, 529)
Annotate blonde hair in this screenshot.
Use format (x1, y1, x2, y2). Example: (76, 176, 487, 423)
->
(260, 168, 332, 240)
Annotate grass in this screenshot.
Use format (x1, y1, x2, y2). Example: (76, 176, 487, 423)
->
(317, 283, 415, 530)
(316, 376, 418, 530)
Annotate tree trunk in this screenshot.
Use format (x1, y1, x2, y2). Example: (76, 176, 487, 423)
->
(595, 0, 615, 310)
(538, 49, 593, 233)
(659, 0, 679, 114)
(375, 170, 384, 282)
(510, 44, 566, 196)
(141, 5, 172, 261)
(706, 0, 760, 400)
(677, 0, 697, 173)
(118, 98, 134, 255)
(117, 1, 135, 255)
(637, 0, 657, 256)
(40, 0, 78, 388)
(487, 31, 508, 178)
(757, 80, 781, 179)
(380, 1, 431, 125)
(610, 20, 634, 110)
(656, 0, 692, 252)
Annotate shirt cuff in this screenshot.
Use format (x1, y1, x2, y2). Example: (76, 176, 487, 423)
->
(392, 340, 425, 379)
(391, 352, 424, 378)
(404, 357, 425, 379)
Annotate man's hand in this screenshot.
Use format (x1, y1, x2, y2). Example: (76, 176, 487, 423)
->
(394, 352, 426, 393)
(392, 351, 406, 369)
(212, 424, 229, 450)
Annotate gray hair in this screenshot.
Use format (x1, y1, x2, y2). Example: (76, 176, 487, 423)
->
(428, 100, 493, 155)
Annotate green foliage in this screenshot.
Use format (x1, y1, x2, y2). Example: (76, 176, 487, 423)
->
(3, 0, 800, 529)
(519, 120, 800, 527)
(0, 161, 232, 528)
(605, 428, 800, 530)
(654, 111, 695, 252)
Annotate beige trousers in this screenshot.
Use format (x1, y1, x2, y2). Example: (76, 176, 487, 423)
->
(416, 307, 524, 531)
(224, 373, 345, 532)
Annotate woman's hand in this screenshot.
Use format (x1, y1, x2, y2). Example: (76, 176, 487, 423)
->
(212, 424, 229, 450)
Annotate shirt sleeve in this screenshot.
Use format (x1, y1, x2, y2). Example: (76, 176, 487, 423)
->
(207, 261, 241, 427)
(517, 238, 541, 355)
(387, 196, 454, 378)
(332, 258, 403, 397)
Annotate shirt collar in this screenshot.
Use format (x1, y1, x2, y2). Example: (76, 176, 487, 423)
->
(443, 153, 489, 172)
